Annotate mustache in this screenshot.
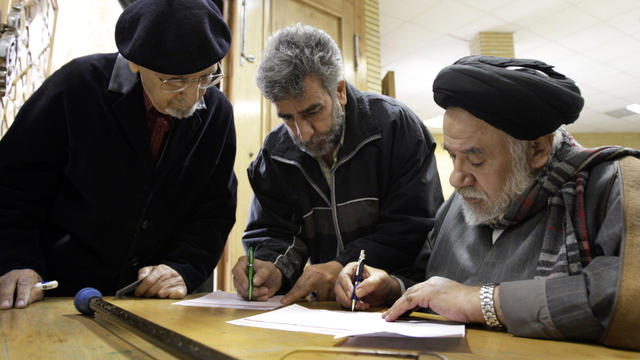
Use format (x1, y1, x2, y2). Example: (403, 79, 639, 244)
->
(456, 187, 488, 200)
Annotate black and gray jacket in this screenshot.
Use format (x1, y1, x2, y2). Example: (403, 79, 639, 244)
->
(243, 82, 443, 290)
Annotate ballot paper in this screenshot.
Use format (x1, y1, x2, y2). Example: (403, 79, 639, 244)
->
(227, 304, 465, 339)
(172, 291, 284, 310)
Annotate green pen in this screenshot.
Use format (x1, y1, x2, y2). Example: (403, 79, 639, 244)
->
(248, 246, 254, 300)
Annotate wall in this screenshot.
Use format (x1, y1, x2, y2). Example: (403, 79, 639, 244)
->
(0, 0, 59, 135)
(50, 0, 121, 72)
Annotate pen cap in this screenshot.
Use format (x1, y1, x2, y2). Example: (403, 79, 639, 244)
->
(74, 287, 103, 315)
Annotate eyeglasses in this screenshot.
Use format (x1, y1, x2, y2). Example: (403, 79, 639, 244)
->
(158, 62, 224, 93)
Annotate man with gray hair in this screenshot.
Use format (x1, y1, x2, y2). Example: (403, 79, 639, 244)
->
(335, 55, 640, 344)
(232, 24, 443, 304)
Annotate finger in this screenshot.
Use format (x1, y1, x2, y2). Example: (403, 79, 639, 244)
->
(166, 285, 187, 299)
(252, 286, 273, 301)
(252, 261, 276, 287)
(355, 299, 371, 311)
(138, 266, 153, 279)
(0, 275, 17, 309)
(143, 266, 177, 297)
(14, 277, 38, 309)
(281, 278, 313, 305)
(157, 279, 187, 299)
(315, 281, 334, 301)
(335, 273, 357, 305)
(351, 276, 381, 299)
(232, 274, 248, 298)
(144, 276, 170, 297)
(135, 266, 161, 297)
(382, 293, 419, 321)
(232, 258, 249, 298)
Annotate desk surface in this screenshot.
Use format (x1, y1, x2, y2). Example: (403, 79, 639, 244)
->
(2, 295, 638, 360)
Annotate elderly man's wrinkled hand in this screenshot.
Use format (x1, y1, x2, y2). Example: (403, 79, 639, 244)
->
(232, 256, 283, 301)
(334, 262, 400, 311)
(382, 276, 483, 323)
(281, 261, 343, 305)
(0, 269, 44, 309)
(134, 264, 187, 299)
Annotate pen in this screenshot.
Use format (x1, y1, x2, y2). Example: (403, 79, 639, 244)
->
(248, 246, 254, 300)
(34, 280, 59, 291)
(351, 249, 366, 311)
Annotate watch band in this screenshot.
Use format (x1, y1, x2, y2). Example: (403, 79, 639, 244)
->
(480, 283, 504, 329)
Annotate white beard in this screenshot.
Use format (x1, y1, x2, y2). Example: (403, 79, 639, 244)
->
(164, 97, 206, 119)
(457, 147, 534, 227)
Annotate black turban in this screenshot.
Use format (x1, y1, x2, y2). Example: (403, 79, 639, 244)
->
(433, 55, 584, 140)
(115, 0, 231, 75)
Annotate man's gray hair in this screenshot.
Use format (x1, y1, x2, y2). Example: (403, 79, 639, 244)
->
(256, 24, 344, 102)
(505, 128, 563, 177)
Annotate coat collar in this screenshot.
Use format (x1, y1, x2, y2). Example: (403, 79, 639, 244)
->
(108, 54, 138, 94)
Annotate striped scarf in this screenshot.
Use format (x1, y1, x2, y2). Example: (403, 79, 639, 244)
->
(495, 129, 640, 279)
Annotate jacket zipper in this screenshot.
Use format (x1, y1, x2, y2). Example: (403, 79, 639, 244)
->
(329, 134, 382, 256)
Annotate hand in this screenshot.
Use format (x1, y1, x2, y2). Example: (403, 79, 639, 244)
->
(232, 256, 282, 301)
(281, 261, 343, 305)
(0, 269, 44, 309)
(382, 276, 483, 323)
(134, 264, 187, 299)
(334, 262, 401, 310)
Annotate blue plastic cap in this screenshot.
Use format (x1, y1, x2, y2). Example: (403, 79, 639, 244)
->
(74, 287, 103, 315)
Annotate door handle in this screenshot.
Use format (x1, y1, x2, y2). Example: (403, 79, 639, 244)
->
(240, 0, 256, 66)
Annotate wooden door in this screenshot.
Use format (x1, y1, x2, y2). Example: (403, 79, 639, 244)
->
(219, 0, 366, 292)
(266, 0, 364, 131)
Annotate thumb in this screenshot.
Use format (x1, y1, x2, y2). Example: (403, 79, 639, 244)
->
(138, 266, 154, 279)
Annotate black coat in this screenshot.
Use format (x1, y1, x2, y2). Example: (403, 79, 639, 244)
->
(0, 53, 237, 296)
(243, 83, 443, 289)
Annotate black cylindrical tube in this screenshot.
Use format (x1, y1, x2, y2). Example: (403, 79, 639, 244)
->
(76, 287, 236, 360)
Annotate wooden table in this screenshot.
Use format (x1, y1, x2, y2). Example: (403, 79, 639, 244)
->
(2, 295, 638, 359)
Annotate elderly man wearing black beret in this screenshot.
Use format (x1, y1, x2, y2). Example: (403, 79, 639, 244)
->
(335, 55, 640, 344)
(0, 0, 237, 309)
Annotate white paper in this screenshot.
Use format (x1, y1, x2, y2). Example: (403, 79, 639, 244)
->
(227, 304, 465, 338)
(172, 291, 284, 310)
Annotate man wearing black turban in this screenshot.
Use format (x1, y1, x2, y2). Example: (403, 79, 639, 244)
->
(0, 0, 237, 309)
(335, 55, 640, 345)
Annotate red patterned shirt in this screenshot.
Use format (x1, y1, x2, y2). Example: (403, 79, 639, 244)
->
(143, 92, 174, 161)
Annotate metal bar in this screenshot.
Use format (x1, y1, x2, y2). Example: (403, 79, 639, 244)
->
(90, 297, 237, 360)
(240, 0, 255, 66)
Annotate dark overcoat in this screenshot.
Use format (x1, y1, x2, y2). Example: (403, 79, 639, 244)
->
(0, 53, 237, 296)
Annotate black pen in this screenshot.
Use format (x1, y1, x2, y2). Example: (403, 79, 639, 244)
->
(350, 249, 366, 311)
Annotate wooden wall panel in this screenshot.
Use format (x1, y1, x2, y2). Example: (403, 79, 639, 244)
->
(218, 0, 266, 291)
(364, 0, 381, 93)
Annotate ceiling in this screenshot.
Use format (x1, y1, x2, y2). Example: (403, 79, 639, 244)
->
(379, 0, 640, 134)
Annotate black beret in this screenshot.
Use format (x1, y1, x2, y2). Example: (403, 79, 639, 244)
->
(433, 55, 584, 140)
(115, 0, 231, 75)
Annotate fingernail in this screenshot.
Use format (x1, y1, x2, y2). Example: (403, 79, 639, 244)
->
(15, 300, 25, 308)
(0, 300, 9, 308)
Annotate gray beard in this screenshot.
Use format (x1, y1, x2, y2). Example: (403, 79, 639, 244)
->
(290, 99, 345, 157)
(164, 97, 206, 119)
(457, 149, 534, 227)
